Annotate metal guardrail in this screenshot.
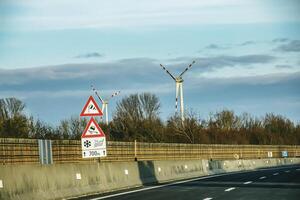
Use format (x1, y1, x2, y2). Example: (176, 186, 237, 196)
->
(0, 138, 299, 164)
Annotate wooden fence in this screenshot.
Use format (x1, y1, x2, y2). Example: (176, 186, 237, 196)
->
(1, 138, 299, 164)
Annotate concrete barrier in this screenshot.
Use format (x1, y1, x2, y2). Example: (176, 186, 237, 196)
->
(0, 158, 299, 200)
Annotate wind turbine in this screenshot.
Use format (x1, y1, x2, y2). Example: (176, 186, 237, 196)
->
(91, 85, 120, 125)
(160, 61, 196, 121)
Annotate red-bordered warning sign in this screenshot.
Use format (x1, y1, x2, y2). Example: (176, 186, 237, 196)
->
(80, 96, 103, 117)
(81, 117, 105, 138)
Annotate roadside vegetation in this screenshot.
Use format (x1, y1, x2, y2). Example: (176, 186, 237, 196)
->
(0, 96, 299, 145)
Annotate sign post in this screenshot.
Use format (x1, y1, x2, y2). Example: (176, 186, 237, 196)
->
(80, 96, 107, 159)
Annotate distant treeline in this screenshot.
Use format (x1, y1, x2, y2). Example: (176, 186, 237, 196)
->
(0, 95, 299, 145)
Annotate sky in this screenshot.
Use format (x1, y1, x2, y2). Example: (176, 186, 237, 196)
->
(0, 0, 300, 125)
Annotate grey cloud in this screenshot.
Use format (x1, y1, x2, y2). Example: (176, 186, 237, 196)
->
(185, 72, 300, 122)
(168, 54, 276, 72)
(275, 40, 300, 52)
(1, 59, 299, 124)
(204, 44, 229, 50)
(272, 38, 289, 43)
(275, 64, 293, 69)
(192, 72, 300, 87)
(239, 41, 256, 46)
(0, 54, 277, 94)
(0, 58, 163, 92)
(74, 52, 104, 58)
(207, 54, 275, 65)
(205, 44, 221, 49)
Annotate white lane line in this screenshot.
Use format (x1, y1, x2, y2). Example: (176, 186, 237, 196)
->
(243, 181, 253, 184)
(89, 173, 242, 200)
(285, 170, 290, 173)
(89, 166, 298, 200)
(259, 176, 266, 179)
(225, 187, 236, 192)
(203, 198, 213, 200)
(273, 173, 279, 176)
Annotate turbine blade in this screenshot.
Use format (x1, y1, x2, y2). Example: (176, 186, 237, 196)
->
(179, 60, 196, 77)
(90, 85, 104, 103)
(108, 91, 121, 100)
(160, 64, 176, 81)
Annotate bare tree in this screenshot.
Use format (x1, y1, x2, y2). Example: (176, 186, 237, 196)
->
(0, 98, 25, 120)
(167, 111, 204, 144)
(208, 110, 240, 131)
(0, 98, 28, 138)
(112, 93, 162, 142)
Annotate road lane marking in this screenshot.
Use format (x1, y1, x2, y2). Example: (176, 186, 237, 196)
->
(225, 187, 236, 192)
(243, 181, 252, 184)
(89, 173, 241, 200)
(273, 173, 279, 176)
(296, 169, 300, 171)
(88, 166, 298, 200)
(285, 170, 290, 173)
(203, 198, 213, 200)
(259, 176, 266, 179)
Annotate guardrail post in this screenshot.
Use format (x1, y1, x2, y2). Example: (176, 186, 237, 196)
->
(38, 139, 53, 165)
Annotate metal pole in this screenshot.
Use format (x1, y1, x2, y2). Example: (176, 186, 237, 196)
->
(180, 82, 184, 121)
(105, 103, 109, 125)
(175, 82, 179, 112)
(101, 103, 105, 122)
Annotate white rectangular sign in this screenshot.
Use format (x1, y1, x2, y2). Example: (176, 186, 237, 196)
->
(81, 137, 106, 150)
(82, 149, 107, 158)
(81, 137, 107, 158)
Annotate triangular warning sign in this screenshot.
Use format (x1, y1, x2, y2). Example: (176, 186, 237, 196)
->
(80, 96, 103, 117)
(81, 117, 105, 138)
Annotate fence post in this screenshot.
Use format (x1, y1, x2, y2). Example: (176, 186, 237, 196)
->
(134, 139, 137, 161)
(38, 139, 53, 165)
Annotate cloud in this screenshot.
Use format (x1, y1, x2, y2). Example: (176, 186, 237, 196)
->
(0, 54, 279, 100)
(239, 41, 256, 46)
(0, 53, 278, 90)
(275, 40, 300, 52)
(0, 58, 299, 124)
(3, 0, 300, 31)
(0, 54, 277, 96)
(169, 54, 276, 72)
(185, 72, 300, 119)
(74, 52, 104, 58)
(191, 71, 300, 87)
(272, 38, 289, 43)
(275, 64, 293, 69)
(0, 58, 162, 92)
(205, 44, 228, 50)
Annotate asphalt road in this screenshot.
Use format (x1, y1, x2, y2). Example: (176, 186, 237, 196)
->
(81, 165, 300, 200)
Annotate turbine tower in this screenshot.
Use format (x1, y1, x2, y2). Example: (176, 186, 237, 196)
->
(91, 85, 120, 125)
(160, 61, 195, 121)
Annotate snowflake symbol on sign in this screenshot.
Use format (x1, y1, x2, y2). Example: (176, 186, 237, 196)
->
(84, 140, 91, 148)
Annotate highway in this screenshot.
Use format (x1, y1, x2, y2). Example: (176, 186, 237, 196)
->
(79, 165, 300, 200)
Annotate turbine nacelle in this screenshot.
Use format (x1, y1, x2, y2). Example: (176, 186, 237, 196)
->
(175, 77, 184, 83)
